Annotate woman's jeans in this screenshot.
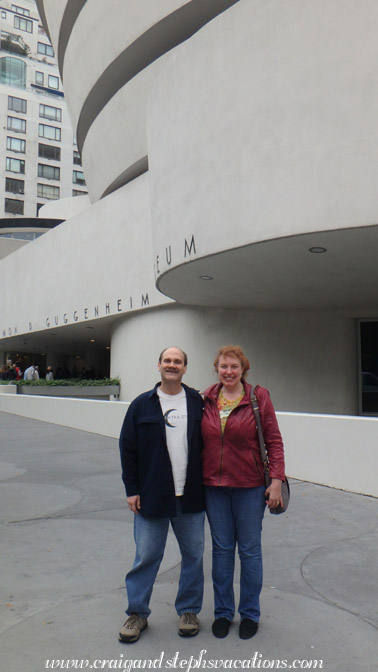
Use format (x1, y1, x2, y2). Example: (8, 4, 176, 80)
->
(126, 499, 205, 618)
(205, 485, 266, 622)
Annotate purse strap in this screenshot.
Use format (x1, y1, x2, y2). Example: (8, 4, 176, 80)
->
(250, 386, 270, 476)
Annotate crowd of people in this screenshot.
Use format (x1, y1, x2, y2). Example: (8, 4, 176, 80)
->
(0, 363, 22, 381)
(0, 363, 44, 381)
(0, 363, 106, 382)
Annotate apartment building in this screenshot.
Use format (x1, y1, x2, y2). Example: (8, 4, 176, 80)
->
(0, 0, 86, 242)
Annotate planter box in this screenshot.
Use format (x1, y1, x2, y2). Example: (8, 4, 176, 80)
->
(0, 384, 17, 395)
(17, 385, 120, 400)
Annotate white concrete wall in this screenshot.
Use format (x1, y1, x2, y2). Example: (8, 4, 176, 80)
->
(0, 238, 28, 261)
(0, 393, 128, 437)
(1, 394, 377, 498)
(82, 59, 165, 201)
(111, 304, 358, 414)
(39, 195, 90, 220)
(0, 175, 171, 338)
(279, 411, 378, 498)
(147, 0, 378, 278)
(60, 0, 188, 131)
(0, 385, 17, 395)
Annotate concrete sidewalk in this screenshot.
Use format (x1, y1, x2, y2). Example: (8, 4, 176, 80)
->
(1, 411, 377, 672)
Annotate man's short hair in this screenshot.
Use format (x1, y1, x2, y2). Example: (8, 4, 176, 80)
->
(159, 347, 188, 366)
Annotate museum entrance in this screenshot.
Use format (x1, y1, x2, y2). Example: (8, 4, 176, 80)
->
(358, 319, 378, 416)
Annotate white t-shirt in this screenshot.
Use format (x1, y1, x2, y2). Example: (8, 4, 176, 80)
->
(157, 387, 188, 496)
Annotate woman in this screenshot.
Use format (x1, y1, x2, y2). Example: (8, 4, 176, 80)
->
(202, 345, 285, 639)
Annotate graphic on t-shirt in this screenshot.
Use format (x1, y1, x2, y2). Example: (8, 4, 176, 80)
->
(164, 409, 177, 427)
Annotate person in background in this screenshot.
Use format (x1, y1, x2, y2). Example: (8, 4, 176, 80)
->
(201, 345, 286, 640)
(24, 364, 35, 380)
(118, 346, 205, 643)
(45, 366, 54, 381)
(6, 365, 17, 381)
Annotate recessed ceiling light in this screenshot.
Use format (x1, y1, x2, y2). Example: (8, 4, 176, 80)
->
(309, 246, 327, 253)
(199, 275, 213, 280)
(90, 339, 95, 343)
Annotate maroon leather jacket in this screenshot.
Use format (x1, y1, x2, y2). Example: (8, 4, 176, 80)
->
(201, 380, 285, 488)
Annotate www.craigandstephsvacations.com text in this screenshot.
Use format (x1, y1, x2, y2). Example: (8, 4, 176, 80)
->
(45, 650, 324, 670)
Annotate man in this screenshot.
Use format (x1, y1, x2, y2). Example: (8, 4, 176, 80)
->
(119, 347, 205, 643)
(45, 366, 54, 381)
(23, 364, 35, 380)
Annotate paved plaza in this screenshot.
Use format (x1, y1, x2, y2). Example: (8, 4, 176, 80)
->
(1, 410, 377, 672)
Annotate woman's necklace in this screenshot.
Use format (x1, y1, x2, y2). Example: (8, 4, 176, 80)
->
(220, 385, 244, 401)
(217, 387, 244, 433)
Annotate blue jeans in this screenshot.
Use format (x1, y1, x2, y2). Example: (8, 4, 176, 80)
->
(126, 499, 205, 618)
(205, 485, 266, 622)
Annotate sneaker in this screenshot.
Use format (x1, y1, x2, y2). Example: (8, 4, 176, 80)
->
(239, 618, 258, 639)
(119, 613, 148, 643)
(178, 612, 200, 637)
(212, 617, 231, 638)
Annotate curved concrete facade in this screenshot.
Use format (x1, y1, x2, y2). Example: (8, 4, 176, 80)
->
(148, 0, 378, 303)
(1, 0, 378, 414)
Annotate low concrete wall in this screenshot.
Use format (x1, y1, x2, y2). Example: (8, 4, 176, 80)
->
(0, 393, 128, 438)
(0, 395, 377, 498)
(278, 411, 378, 498)
(17, 385, 120, 400)
(0, 385, 17, 395)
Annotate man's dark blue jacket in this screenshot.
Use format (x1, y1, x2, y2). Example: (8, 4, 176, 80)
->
(119, 383, 205, 518)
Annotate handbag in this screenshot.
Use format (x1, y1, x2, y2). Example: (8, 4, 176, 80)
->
(250, 387, 290, 515)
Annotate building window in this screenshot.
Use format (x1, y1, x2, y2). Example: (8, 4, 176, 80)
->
(0, 56, 26, 88)
(36, 202, 44, 215)
(6, 156, 25, 173)
(11, 5, 30, 16)
(37, 183, 60, 200)
(73, 170, 86, 186)
(35, 71, 44, 85)
(6, 177, 24, 194)
(48, 75, 59, 90)
(2, 11, 7, 19)
(38, 143, 60, 161)
(359, 320, 378, 416)
(7, 136, 26, 153)
(7, 115, 26, 132)
(8, 95, 27, 113)
(14, 15, 33, 33)
(72, 190, 88, 197)
(5, 197, 24, 214)
(39, 103, 61, 122)
(37, 42, 54, 57)
(39, 124, 61, 141)
(73, 150, 81, 165)
(38, 163, 60, 180)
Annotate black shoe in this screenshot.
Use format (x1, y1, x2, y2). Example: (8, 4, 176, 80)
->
(239, 618, 258, 639)
(212, 617, 231, 638)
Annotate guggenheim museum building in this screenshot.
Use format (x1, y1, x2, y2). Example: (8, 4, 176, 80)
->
(1, 0, 378, 416)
